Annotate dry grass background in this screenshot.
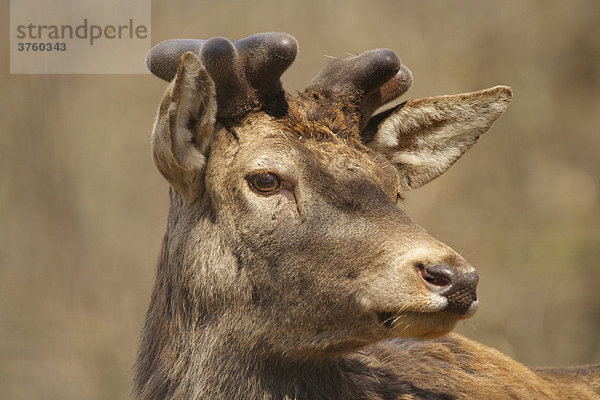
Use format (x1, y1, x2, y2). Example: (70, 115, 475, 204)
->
(1, 0, 599, 398)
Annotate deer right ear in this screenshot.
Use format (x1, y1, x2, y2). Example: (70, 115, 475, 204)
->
(151, 52, 217, 204)
(365, 86, 512, 190)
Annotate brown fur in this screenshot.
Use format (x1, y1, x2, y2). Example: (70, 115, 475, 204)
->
(134, 48, 599, 399)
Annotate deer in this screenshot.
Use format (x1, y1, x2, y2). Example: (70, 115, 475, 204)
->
(134, 32, 600, 399)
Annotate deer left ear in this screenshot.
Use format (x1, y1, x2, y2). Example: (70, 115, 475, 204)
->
(151, 52, 217, 204)
(365, 86, 512, 190)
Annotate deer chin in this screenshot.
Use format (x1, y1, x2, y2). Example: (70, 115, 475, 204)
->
(377, 300, 478, 340)
(383, 312, 459, 339)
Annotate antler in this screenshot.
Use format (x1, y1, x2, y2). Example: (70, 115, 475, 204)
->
(145, 32, 298, 121)
(304, 50, 413, 129)
(146, 33, 411, 129)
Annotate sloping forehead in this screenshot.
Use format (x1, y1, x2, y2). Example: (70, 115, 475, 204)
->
(232, 93, 363, 147)
(232, 110, 399, 196)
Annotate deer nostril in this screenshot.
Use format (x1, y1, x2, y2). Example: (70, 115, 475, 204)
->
(417, 264, 455, 289)
(416, 263, 479, 314)
(441, 271, 479, 315)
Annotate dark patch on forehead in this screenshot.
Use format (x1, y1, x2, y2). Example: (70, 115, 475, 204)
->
(300, 154, 397, 215)
(334, 177, 397, 213)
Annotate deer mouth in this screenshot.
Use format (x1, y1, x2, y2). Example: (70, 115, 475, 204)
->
(376, 306, 466, 339)
(377, 311, 397, 329)
(376, 294, 453, 329)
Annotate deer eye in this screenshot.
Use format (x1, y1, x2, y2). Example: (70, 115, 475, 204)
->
(248, 173, 281, 194)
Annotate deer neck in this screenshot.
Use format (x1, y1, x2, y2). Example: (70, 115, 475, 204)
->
(135, 196, 356, 399)
(138, 292, 363, 400)
(189, 326, 364, 399)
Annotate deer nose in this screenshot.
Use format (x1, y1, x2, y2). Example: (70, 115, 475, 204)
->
(418, 264, 479, 315)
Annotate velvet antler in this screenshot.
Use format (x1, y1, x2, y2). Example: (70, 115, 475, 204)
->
(304, 49, 413, 130)
(146, 33, 411, 128)
(145, 32, 298, 121)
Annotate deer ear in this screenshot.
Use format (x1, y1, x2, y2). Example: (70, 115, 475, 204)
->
(365, 86, 512, 190)
(151, 52, 217, 204)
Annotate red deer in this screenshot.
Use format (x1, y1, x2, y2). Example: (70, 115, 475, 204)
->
(135, 32, 600, 399)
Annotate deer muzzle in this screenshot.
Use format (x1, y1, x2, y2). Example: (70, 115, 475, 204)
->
(417, 264, 479, 316)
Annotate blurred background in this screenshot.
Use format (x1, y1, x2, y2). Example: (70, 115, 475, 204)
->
(1, 0, 599, 398)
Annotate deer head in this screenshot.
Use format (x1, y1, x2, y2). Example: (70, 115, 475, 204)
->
(137, 33, 512, 390)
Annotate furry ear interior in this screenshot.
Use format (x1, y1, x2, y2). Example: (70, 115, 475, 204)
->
(365, 86, 512, 190)
(151, 52, 217, 204)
